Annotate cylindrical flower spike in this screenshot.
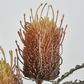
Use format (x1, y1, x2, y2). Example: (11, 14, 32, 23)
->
(16, 3, 67, 83)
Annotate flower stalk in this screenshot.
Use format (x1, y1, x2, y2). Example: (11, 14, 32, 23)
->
(36, 80, 42, 84)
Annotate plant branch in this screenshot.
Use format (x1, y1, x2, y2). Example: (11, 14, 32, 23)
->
(52, 63, 84, 84)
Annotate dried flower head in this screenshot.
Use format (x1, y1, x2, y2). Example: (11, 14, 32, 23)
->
(16, 3, 67, 82)
(0, 46, 22, 84)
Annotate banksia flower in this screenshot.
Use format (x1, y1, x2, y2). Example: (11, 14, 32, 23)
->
(0, 46, 22, 84)
(16, 3, 67, 84)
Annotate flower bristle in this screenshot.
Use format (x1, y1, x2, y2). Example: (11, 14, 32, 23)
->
(16, 3, 67, 82)
(0, 46, 22, 84)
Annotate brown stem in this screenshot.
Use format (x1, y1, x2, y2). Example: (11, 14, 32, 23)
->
(36, 80, 42, 84)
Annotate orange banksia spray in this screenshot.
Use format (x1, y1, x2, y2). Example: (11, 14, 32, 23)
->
(16, 3, 67, 84)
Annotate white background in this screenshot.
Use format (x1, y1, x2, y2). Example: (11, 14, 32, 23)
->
(0, 0, 84, 84)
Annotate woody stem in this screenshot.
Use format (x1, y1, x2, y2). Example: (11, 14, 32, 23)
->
(36, 80, 42, 84)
